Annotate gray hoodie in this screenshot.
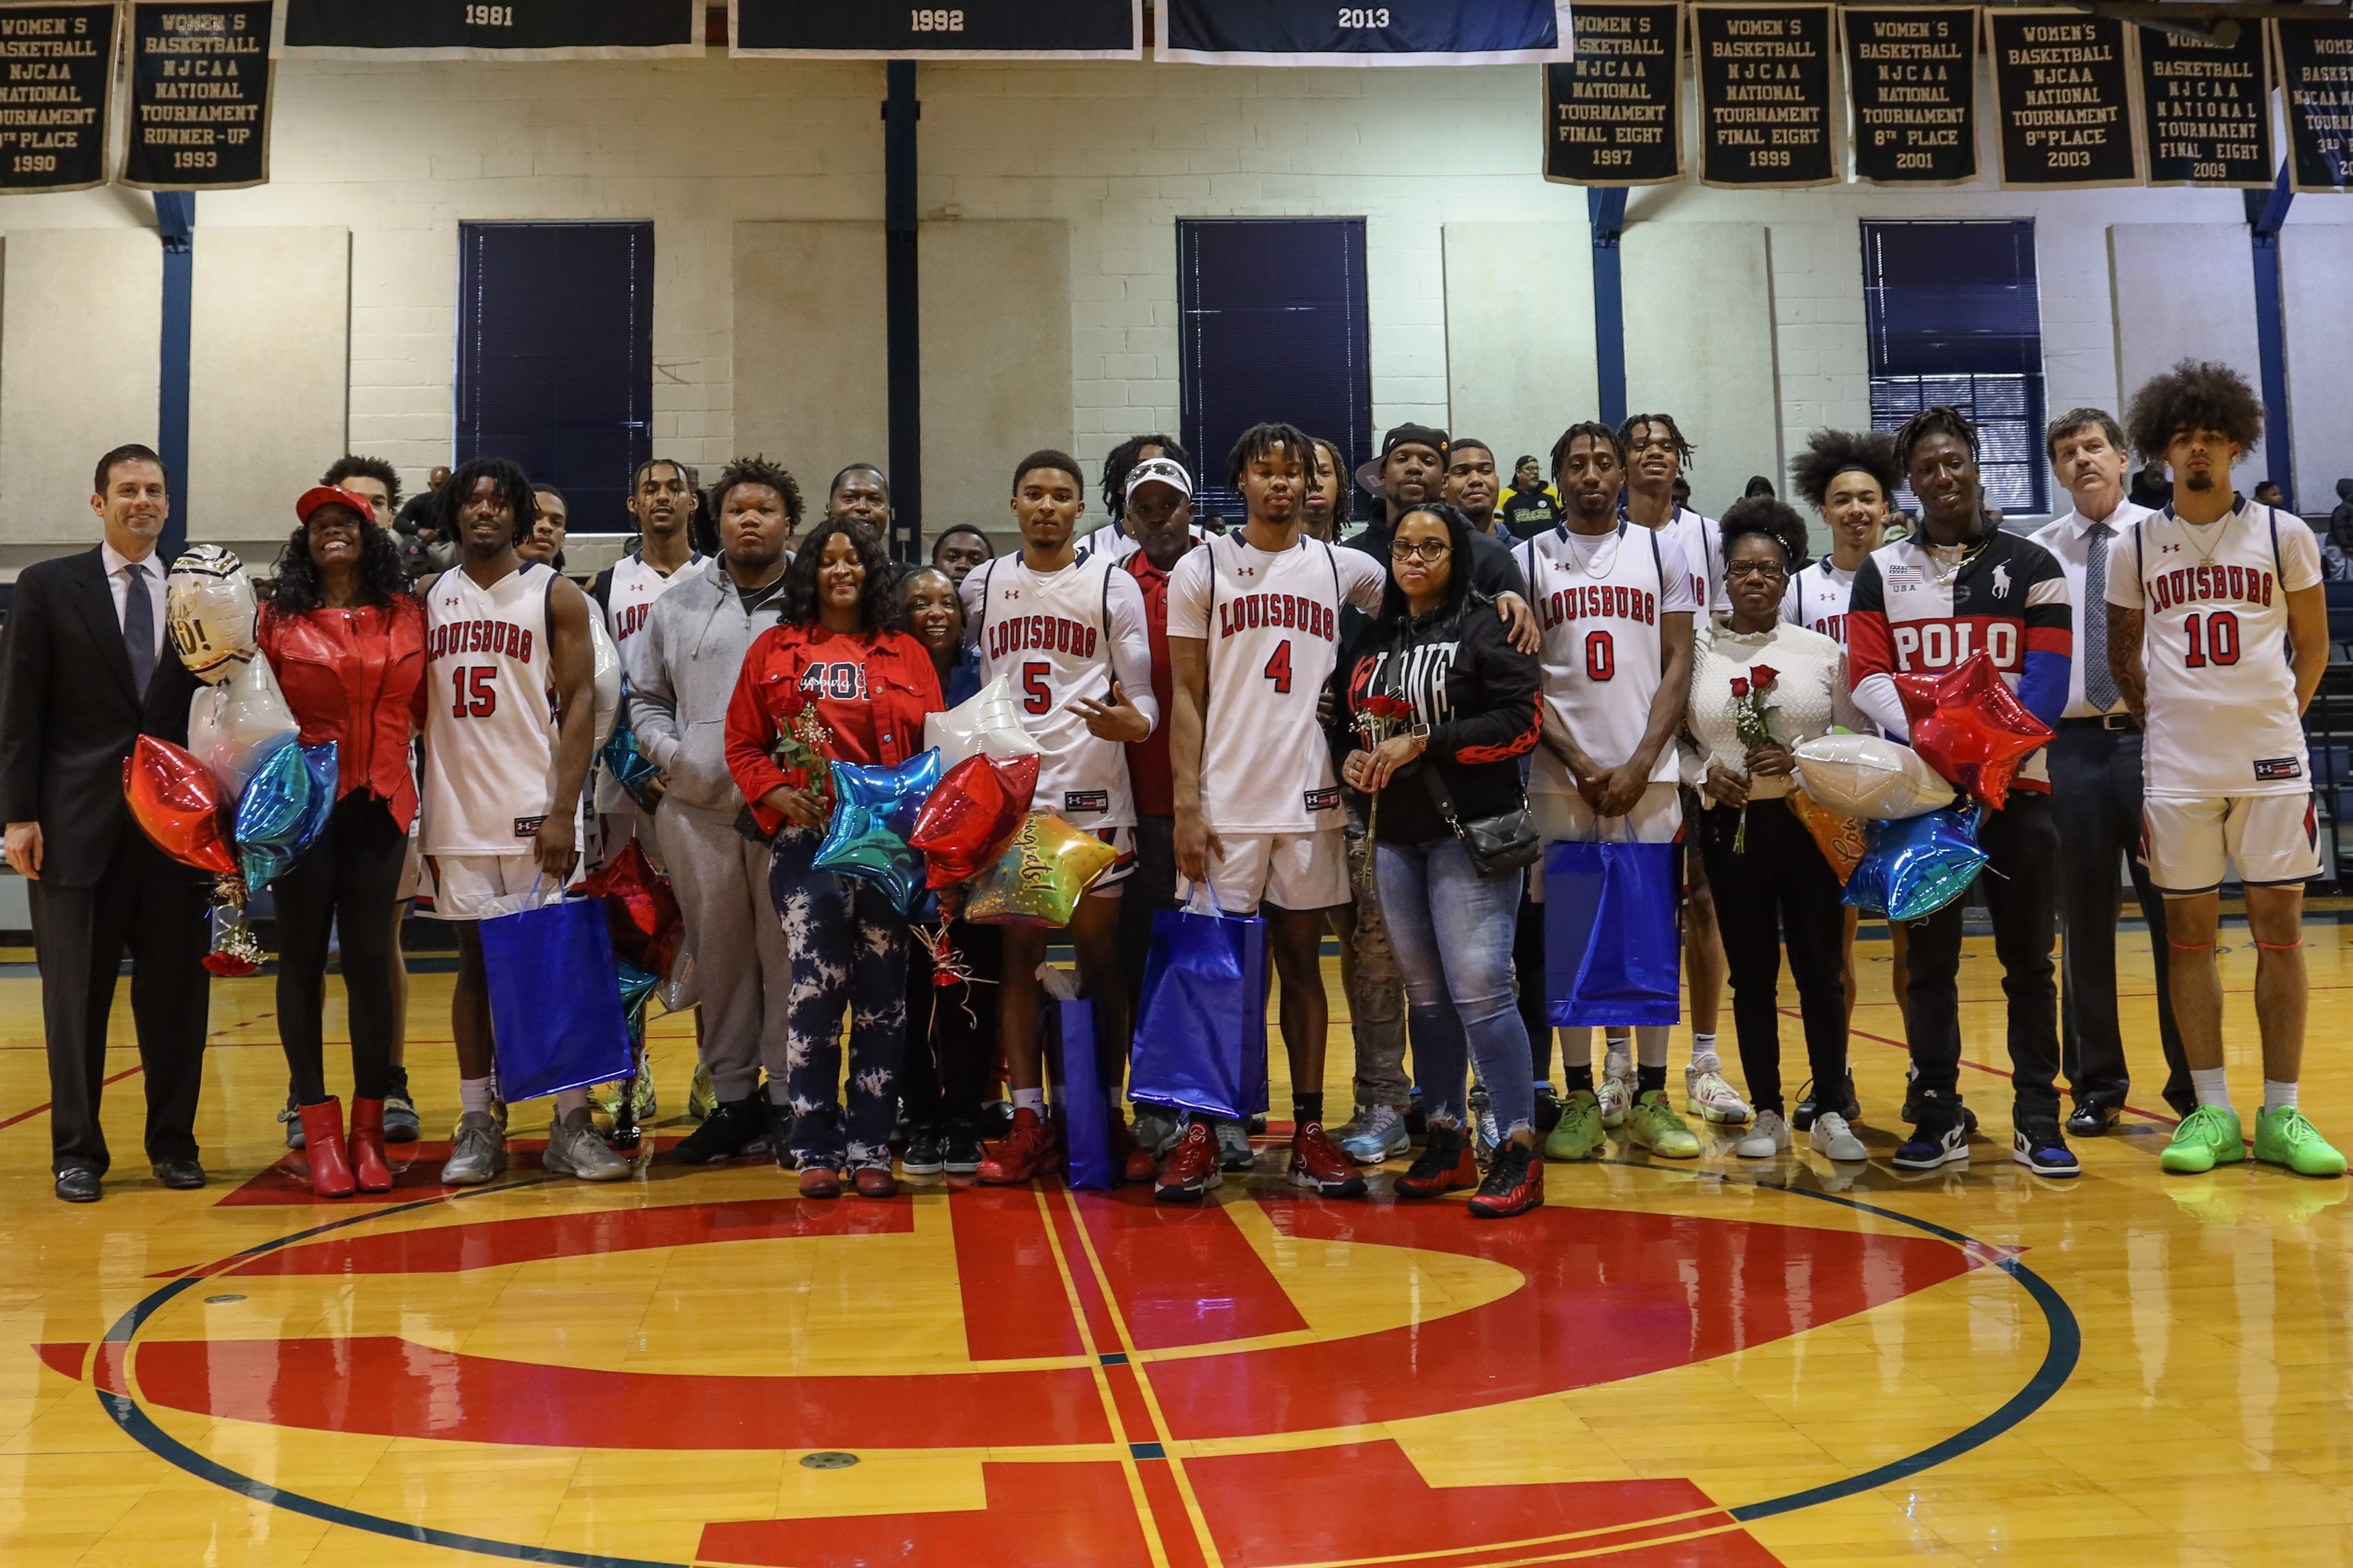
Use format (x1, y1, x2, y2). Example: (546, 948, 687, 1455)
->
(631, 559, 790, 824)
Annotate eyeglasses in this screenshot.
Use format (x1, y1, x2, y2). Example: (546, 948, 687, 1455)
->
(1724, 560, 1787, 581)
(1390, 539, 1452, 562)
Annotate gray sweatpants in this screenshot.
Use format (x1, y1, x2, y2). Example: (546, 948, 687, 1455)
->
(655, 805, 793, 1102)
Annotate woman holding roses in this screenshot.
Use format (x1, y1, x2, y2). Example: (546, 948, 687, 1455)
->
(1683, 500, 1870, 1162)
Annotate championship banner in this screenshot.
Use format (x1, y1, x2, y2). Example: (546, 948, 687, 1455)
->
(1544, 1, 1683, 185)
(2137, 24, 2270, 187)
(1841, 6, 1976, 185)
(0, 0, 117, 194)
(276, 1, 701, 60)
(2272, 14, 2353, 194)
(1159, 0, 1571, 66)
(121, 0, 272, 191)
(1986, 9, 2141, 187)
(1692, 3, 1838, 188)
(732, 0, 1138, 58)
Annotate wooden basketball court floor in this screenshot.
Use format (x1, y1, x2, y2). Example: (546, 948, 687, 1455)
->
(0, 917, 2347, 1568)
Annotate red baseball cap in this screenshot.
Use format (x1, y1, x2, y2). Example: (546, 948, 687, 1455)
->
(295, 485, 376, 524)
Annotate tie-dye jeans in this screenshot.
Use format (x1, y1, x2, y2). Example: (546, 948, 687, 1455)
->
(768, 827, 911, 1171)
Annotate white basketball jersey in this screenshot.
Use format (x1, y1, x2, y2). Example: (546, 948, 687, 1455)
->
(1658, 507, 1723, 615)
(964, 552, 1141, 828)
(2112, 501, 2325, 799)
(1519, 523, 1698, 791)
(1165, 533, 1386, 835)
(1784, 559, 1856, 645)
(603, 552, 707, 683)
(422, 562, 560, 854)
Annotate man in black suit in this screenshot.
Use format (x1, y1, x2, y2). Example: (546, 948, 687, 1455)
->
(1, 444, 212, 1202)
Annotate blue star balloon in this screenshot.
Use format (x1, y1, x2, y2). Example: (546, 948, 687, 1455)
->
(234, 738, 337, 890)
(1844, 805, 1985, 923)
(811, 752, 941, 917)
(832, 749, 942, 838)
(600, 691, 662, 806)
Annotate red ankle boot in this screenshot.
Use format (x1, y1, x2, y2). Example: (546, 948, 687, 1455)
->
(298, 1098, 356, 1199)
(348, 1097, 393, 1193)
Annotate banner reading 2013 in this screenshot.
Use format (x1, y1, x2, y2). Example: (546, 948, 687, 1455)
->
(0, 0, 117, 194)
(121, 0, 273, 190)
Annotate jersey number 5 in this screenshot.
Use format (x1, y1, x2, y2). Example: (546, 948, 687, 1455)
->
(1263, 639, 1293, 694)
(451, 666, 497, 718)
(1584, 629, 1615, 682)
(2182, 611, 2240, 668)
(1020, 661, 1051, 715)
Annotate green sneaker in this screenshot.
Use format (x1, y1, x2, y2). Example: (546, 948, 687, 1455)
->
(689, 1061, 719, 1124)
(2159, 1104, 2245, 1174)
(1627, 1089, 1701, 1159)
(2253, 1106, 2347, 1178)
(1544, 1089, 1605, 1162)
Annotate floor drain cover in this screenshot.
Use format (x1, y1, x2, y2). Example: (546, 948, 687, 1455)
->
(800, 1452, 859, 1470)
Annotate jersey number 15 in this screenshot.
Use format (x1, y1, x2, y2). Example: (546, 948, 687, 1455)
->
(451, 666, 499, 717)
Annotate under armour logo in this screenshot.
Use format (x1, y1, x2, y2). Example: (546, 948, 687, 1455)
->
(1004, 590, 1020, 600)
(1236, 566, 1257, 578)
(2161, 542, 2183, 554)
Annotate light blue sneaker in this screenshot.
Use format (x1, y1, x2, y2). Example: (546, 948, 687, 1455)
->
(1337, 1103, 1409, 1164)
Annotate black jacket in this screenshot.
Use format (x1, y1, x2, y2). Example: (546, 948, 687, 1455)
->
(1330, 590, 1541, 845)
(0, 546, 204, 889)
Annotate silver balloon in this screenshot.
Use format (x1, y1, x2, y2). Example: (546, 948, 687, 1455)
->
(924, 675, 1045, 767)
(1793, 733, 1956, 821)
(166, 544, 257, 684)
(187, 656, 300, 799)
(587, 613, 622, 748)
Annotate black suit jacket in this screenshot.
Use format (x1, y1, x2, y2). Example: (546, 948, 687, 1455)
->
(0, 546, 203, 889)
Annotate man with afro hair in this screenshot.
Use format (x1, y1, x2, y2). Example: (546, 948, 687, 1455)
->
(2106, 361, 2341, 1177)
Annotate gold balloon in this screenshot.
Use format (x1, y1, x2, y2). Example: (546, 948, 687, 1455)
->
(1787, 788, 1866, 886)
(962, 813, 1118, 927)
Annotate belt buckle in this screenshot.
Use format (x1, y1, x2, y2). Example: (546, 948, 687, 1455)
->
(2102, 712, 2128, 731)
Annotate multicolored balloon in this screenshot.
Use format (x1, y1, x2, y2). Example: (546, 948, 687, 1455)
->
(187, 656, 299, 799)
(121, 735, 236, 875)
(600, 695, 662, 811)
(963, 813, 1119, 927)
(1893, 651, 2053, 811)
(833, 749, 943, 840)
(813, 803, 927, 916)
(909, 751, 1039, 888)
(1786, 788, 1865, 885)
(1844, 806, 1986, 922)
(235, 740, 337, 890)
(1792, 732, 1956, 820)
(924, 675, 1045, 767)
(579, 837, 685, 978)
(165, 545, 256, 684)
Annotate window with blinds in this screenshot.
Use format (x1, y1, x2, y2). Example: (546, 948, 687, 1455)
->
(1861, 219, 2048, 517)
(456, 221, 655, 535)
(1178, 218, 1372, 526)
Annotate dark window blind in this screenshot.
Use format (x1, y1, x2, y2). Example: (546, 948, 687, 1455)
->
(456, 221, 655, 534)
(1178, 218, 1371, 525)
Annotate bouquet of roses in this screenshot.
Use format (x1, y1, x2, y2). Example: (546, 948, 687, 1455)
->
(1728, 663, 1780, 852)
(771, 704, 838, 820)
(1350, 690, 1418, 888)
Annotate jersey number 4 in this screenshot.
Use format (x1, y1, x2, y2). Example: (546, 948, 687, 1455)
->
(450, 666, 498, 717)
(1263, 640, 1293, 694)
(2181, 611, 2240, 668)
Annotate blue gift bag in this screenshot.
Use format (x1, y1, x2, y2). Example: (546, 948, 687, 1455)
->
(481, 889, 635, 1104)
(1544, 838, 1682, 1027)
(1052, 997, 1118, 1190)
(1130, 894, 1270, 1120)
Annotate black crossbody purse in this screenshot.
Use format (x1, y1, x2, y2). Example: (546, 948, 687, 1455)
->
(1417, 757, 1542, 878)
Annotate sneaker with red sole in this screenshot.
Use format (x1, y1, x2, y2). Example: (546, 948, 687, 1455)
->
(1290, 1122, 1367, 1198)
(1468, 1141, 1543, 1218)
(1154, 1121, 1222, 1204)
(976, 1106, 1056, 1185)
(1116, 1119, 1157, 1185)
(1394, 1125, 1478, 1199)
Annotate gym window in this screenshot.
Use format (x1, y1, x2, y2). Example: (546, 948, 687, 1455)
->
(1862, 219, 2048, 516)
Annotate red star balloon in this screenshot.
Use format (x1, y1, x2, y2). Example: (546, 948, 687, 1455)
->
(908, 752, 1040, 888)
(122, 735, 237, 875)
(1892, 650, 2053, 810)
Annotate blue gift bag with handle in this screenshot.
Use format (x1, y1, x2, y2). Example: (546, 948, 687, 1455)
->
(480, 881, 635, 1104)
(1544, 836, 1682, 1027)
(1129, 890, 1270, 1120)
(1048, 990, 1118, 1190)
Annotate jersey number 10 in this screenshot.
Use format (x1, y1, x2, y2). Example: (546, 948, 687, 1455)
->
(2181, 611, 2240, 668)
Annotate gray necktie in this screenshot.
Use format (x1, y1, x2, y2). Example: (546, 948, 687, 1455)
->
(122, 560, 157, 694)
(2081, 523, 2117, 712)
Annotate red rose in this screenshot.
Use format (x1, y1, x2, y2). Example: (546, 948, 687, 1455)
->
(1730, 677, 1750, 698)
(1750, 664, 1779, 687)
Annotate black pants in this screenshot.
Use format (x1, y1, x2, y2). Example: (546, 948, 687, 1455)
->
(28, 827, 211, 1175)
(273, 792, 405, 1104)
(2048, 725, 2191, 1115)
(1117, 814, 1180, 1009)
(1513, 892, 1551, 1081)
(1903, 791, 2061, 1125)
(1698, 798, 1849, 1114)
(903, 920, 1001, 1128)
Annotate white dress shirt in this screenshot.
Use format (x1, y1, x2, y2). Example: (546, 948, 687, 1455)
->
(100, 538, 168, 663)
(2029, 496, 2151, 718)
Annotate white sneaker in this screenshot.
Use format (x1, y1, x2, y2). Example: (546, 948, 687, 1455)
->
(543, 1110, 632, 1182)
(1810, 1111, 1868, 1162)
(1598, 1071, 1635, 1128)
(1686, 1065, 1752, 1125)
(1734, 1109, 1790, 1158)
(440, 1110, 506, 1186)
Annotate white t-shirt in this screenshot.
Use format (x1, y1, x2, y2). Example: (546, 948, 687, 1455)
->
(2107, 500, 2324, 799)
(1165, 531, 1386, 834)
(1517, 522, 1699, 790)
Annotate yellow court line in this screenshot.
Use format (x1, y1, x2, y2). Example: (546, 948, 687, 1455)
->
(1026, 1184, 1175, 1568)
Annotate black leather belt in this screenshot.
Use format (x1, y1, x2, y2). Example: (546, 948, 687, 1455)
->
(2060, 714, 2132, 730)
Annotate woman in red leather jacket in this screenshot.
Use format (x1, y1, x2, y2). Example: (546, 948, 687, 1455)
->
(257, 485, 425, 1197)
(727, 517, 943, 1199)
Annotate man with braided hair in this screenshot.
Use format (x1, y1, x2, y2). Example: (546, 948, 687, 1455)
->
(1846, 407, 2078, 1177)
(2106, 362, 2341, 1178)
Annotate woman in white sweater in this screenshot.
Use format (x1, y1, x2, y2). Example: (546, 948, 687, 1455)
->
(1683, 500, 1870, 1162)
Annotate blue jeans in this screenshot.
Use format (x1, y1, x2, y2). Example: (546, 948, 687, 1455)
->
(769, 827, 910, 1169)
(1375, 836, 1534, 1135)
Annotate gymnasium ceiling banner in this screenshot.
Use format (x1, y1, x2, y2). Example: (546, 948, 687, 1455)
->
(2273, 14, 2353, 193)
(1986, 9, 2142, 187)
(275, 0, 700, 59)
(1544, 1, 1683, 185)
(2136, 23, 2271, 188)
(730, 0, 1140, 58)
(0, 0, 117, 194)
(1692, 3, 1839, 187)
(1840, 6, 1977, 185)
(121, 0, 272, 190)
(1159, 0, 1571, 65)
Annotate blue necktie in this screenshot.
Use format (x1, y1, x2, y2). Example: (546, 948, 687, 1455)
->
(122, 560, 157, 694)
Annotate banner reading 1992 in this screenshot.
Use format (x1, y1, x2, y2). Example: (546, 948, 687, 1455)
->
(1987, 9, 2141, 188)
(121, 0, 272, 191)
(732, 0, 1139, 59)
(1545, 1, 1683, 185)
(1160, 0, 1570, 66)
(0, 0, 116, 194)
(1693, 3, 1839, 187)
(277, 0, 702, 60)
(1841, 6, 1975, 184)
(2272, 14, 2353, 194)
(2137, 24, 2270, 188)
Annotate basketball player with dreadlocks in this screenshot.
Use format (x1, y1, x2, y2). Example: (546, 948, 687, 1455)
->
(2107, 362, 2341, 1178)
(1847, 407, 2077, 1176)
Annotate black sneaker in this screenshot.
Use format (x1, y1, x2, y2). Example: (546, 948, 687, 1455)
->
(675, 1096, 772, 1164)
(280, 1087, 305, 1150)
(940, 1121, 984, 1175)
(1404, 1090, 1427, 1138)
(1892, 1104, 1979, 1171)
(2012, 1119, 2080, 1178)
(978, 1099, 1013, 1138)
(766, 1100, 798, 1171)
(2066, 1100, 2122, 1138)
(381, 1065, 422, 1144)
(1533, 1083, 1565, 1138)
(902, 1126, 946, 1176)
(1792, 1074, 1861, 1133)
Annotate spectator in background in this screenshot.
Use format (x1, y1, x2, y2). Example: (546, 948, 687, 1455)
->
(1673, 476, 1693, 513)
(2330, 479, 2353, 578)
(1442, 438, 1507, 535)
(1744, 475, 1777, 500)
(2129, 458, 2173, 510)
(826, 464, 893, 543)
(1303, 436, 1352, 543)
(2254, 480, 2286, 510)
(394, 464, 455, 576)
(522, 487, 568, 572)
(1079, 434, 1197, 562)
(1498, 454, 1562, 538)
(930, 523, 994, 586)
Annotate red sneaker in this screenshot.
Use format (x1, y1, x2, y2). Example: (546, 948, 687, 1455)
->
(853, 1164, 899, 1199)
(977, 1107, 1056, 1185)
(1116, 1119, 1157, 1185)
(1468, 1141, 1544, 1219)
(798, 1166, 842, 1199)
(1154, 1121, 1222, 1204)
(1394, 1127, 1478, 1200)
(1290, 1122, 1368, 1198)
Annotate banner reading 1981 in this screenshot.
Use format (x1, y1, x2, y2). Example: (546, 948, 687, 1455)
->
(1841, 6, 1975, 184)
(2137, 24, 2270, 188)
(1693, 3, 1839, 188)
(278, 0, 702, 60)
(1545, 1, 1683, 185)
(0, 0, 116, 194)
(1987, 9, 2141, 188)
(2273, 15, 2353, 194)
(122, 0, 272, 190)
(732, 0, 1139, 59)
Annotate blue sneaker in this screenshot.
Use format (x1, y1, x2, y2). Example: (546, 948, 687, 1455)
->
(2012, 1120, 2078, 1178)
(1893, 1107, 1976, 1172)
(1337, 1103, 1409, 1164)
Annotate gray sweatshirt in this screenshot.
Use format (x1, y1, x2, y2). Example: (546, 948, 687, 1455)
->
(631, 559, 790, 824)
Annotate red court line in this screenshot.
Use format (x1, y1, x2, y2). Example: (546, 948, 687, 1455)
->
(0, 1065, 143, 1132)
(0, 1008, 275, 1130)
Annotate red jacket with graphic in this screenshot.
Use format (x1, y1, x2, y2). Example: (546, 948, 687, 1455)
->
(257, 598, 427, 829)
(726, 621, 944, 836)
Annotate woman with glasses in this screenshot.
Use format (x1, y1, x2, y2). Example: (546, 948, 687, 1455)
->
(1683, 499, 1869, 1163)
(1333, 502, 1546, 1216)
